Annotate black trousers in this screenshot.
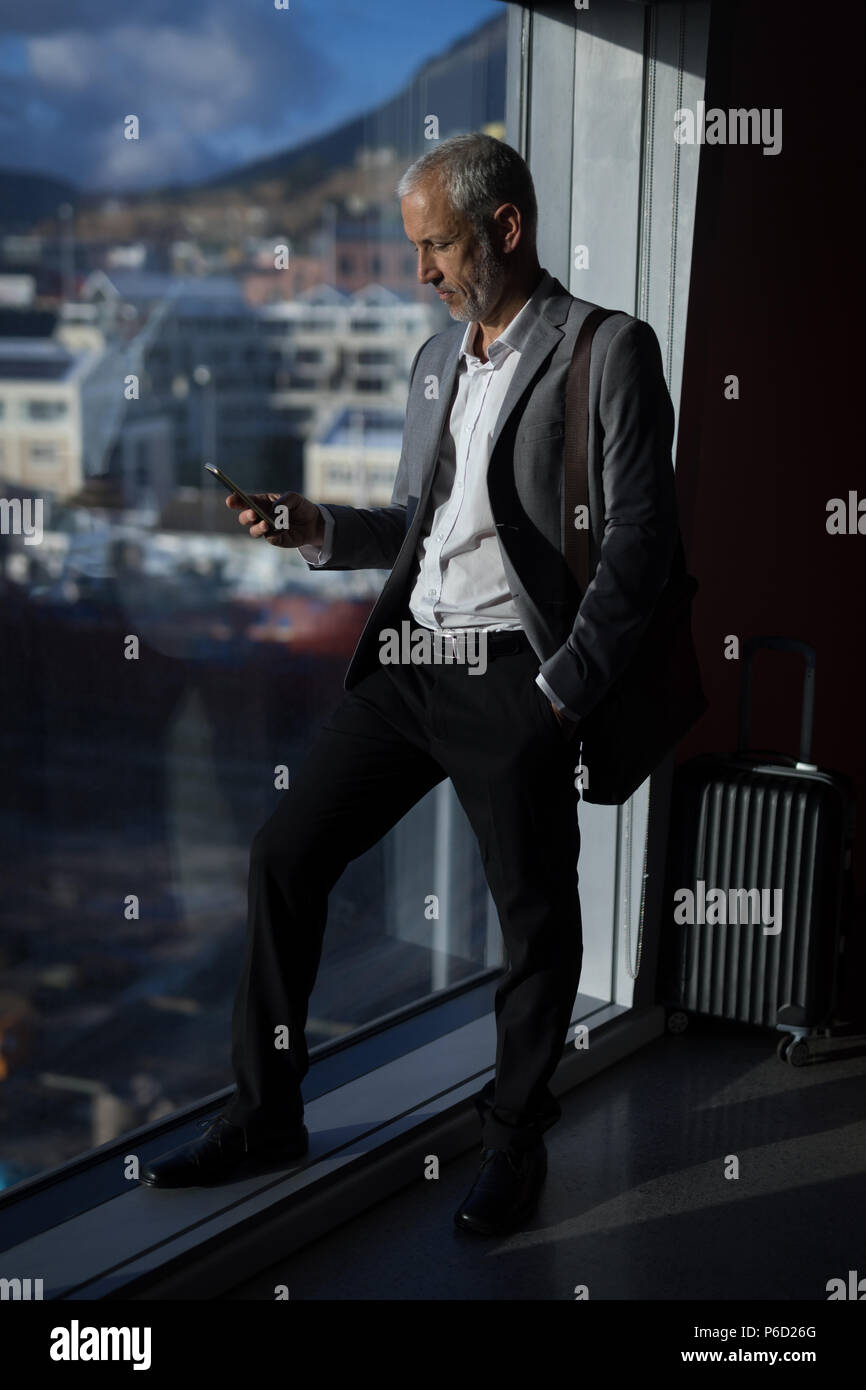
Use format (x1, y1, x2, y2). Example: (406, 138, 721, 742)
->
(223, 625, 584, 1154)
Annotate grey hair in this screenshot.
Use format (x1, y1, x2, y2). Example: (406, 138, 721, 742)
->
(396, 132, 538, 246)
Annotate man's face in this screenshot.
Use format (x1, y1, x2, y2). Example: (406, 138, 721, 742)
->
(401, 175, 508, 323)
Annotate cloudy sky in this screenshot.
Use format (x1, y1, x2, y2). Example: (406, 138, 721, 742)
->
(0, 0, 502, 191)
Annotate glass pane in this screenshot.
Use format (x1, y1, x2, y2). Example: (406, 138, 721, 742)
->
(0, 1, 508, 1192)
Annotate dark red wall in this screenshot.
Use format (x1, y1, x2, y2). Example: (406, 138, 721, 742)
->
(674, 0, 866, 895)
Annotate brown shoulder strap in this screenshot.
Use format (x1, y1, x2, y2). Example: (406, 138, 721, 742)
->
(563, 307, 618, 595)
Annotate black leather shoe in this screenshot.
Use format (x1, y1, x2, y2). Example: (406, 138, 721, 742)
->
(140, 1115, 308, 1189)
(454, 1140, 547, 1236)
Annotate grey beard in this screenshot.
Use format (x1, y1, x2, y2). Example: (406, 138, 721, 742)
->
(447, 235, 508, 322)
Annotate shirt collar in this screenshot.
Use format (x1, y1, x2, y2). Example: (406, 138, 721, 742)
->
(458, 267, 552, 368)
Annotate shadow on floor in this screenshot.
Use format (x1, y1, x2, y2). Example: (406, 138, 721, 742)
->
(223, 1017, 866, 1300)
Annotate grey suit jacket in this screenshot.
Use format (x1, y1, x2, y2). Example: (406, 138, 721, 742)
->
(306, 269, 680, 722)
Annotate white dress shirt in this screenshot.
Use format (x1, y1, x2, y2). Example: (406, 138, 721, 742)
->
(299, 270, 575, 717)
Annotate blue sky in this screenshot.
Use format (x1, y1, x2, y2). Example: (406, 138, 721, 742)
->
(0, 0, 503, 191)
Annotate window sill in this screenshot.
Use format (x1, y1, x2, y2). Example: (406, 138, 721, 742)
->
(0, 996, 664, 1300)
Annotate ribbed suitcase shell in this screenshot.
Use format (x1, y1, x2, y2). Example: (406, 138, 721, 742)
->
(664, 755, 852, 1028)
(661, 637, 856, 1034)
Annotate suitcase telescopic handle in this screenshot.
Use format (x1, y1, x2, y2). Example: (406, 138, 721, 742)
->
(737, 637, 817, 765)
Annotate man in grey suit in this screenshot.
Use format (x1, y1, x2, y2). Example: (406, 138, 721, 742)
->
(142, 132, 679, 1236)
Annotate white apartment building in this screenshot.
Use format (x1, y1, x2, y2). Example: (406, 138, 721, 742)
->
(0, 338, 94, 498)
(305, 405, 406, 508)
(261, 280, 437, 446)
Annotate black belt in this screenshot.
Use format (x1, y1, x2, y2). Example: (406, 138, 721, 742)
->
(484, 628, 532, 656)
(431, 627, 532, 659)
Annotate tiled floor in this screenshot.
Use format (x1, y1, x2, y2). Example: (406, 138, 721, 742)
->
(224, 1017, 866, 1300)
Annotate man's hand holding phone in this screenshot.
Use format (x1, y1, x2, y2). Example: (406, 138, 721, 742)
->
(226, 489, 325, 549)
(205, 463, 325, 550)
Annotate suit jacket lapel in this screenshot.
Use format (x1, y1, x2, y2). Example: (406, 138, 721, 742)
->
(487, 313, 563, 461)
(403, 328, 462, 542)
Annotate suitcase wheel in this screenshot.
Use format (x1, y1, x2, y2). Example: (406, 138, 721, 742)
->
(776, 1033, 810, 1066)
(666, 1010, 689, 1034)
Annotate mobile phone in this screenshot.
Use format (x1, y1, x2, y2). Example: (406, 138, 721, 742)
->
(204, 464, 274, 529)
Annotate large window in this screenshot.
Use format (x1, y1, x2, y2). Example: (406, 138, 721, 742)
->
(0, 0, 508, 1193)
(0, 0, 708, 1210)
